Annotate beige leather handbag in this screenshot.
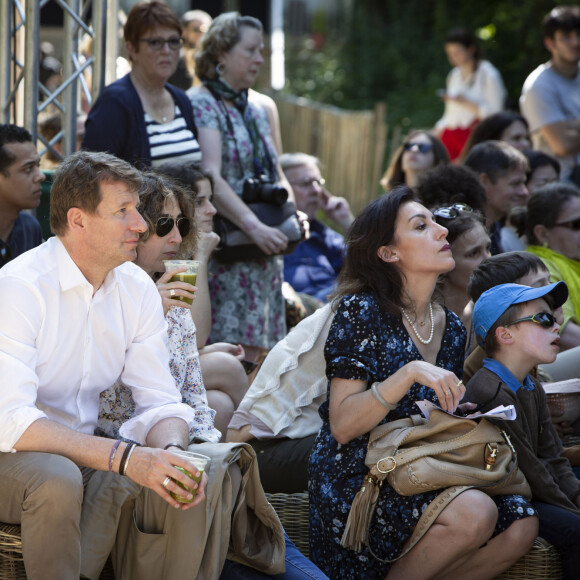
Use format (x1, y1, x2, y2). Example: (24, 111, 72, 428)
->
(341, 409, 531, 561)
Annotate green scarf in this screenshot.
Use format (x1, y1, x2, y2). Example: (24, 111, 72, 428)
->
(527, 244, 580, 320)
(203, 77, 274, 180)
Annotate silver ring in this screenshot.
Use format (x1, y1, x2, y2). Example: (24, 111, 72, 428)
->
(169, 289, 175, 297)
(457, 380, 463, 388)
(445, 390, 451, 397)
(162, 476, 171, 489)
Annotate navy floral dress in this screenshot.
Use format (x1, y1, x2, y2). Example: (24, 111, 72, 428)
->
(308, 293, 536, 579)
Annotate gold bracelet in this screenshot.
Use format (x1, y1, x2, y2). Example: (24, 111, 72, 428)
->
(371, 382, 397, 410)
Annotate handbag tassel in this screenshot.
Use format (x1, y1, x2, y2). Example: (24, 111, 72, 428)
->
(340, 474, 381, 551)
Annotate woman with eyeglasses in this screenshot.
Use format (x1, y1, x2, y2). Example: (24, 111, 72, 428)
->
(83, 1, 201, 169)
(432, 205, 491, 356)
(380, 130, 450, 191)
(187, 12, 294, 361)
(513, 182, 580, 351)
(308, 186, 536, 579)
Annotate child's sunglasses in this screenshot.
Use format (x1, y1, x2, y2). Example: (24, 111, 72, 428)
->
(155, 216, 190, 238)
(504, 311, 557, 329)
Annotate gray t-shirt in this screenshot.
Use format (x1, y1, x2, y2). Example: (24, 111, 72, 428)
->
(520, 61, 580, 179)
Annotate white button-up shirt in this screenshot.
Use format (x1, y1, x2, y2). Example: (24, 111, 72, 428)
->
(0, 237, 195, 452)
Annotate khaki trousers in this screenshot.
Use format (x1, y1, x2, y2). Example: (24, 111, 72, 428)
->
(0, 451, 86, 580)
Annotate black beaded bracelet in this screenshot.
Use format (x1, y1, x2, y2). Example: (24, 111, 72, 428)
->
(163, 443, 185, 451)
(119, 442, 136, 476)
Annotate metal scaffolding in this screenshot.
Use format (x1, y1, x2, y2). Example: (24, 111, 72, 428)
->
(0, 0, 118, 160)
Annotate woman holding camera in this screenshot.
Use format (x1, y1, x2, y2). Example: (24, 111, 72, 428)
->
(188, 12, 293, 359)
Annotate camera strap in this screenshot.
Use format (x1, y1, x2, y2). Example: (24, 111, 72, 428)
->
(205, 83, 276, 182)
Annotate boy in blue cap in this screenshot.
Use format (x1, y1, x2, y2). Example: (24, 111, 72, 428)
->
(468, 281, 580, 578)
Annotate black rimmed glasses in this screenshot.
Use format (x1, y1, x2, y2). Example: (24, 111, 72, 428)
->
(433, 203, 473, 220)
(139, 37, 184, 51)
(155, 216, 191, 238)
(504, 311, 557, 329)
(554, 217, 580, 231)
(403, 142, 433, 154)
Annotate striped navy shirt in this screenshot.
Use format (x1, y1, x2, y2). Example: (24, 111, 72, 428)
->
(146, 105, 202, 167)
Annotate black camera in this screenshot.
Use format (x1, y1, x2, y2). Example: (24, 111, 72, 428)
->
(242, 175, 288, 206)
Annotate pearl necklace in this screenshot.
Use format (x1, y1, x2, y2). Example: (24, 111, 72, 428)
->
(402, 303, 434, 345)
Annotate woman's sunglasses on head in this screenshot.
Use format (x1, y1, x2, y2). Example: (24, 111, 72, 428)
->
(433, 203, 473, 220)
(155, 216, 190, 238)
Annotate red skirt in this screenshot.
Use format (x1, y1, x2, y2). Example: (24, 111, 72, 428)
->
(440, 120, 478, 161)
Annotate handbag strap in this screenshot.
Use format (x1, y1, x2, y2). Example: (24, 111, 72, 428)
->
(365, 430, 523, 563)
(367, 485, 473, 563)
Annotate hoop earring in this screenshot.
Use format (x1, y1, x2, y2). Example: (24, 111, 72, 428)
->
(216, 62, 225, 76)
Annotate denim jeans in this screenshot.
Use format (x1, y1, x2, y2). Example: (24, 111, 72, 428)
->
(532, 501, 580, 580)
(219, 532, 329, 580)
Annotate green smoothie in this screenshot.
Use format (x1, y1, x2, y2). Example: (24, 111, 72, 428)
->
(170, 466, 203, 503)
(169, 272, 197, 305)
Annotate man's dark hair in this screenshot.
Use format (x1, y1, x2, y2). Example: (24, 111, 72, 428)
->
(543, 5, 580, 39)
(467, 251, 547, 303)
(415, 165, 487, 213)
(464, 140, 528, 183)
(0, 124, 33, 176)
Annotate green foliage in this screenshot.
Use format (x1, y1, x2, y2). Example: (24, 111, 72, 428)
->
(283, 0, 559, 131)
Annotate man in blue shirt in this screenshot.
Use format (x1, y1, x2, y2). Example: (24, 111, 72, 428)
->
(281, 153, 354, 302)
(0, 124, 44, 267)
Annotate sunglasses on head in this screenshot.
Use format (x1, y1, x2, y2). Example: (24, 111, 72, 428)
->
(155, 216, 190, 238)
(504, 311, 557, 329)
(433, 203, 473, 220)
(554, 217, 580, 231)
(403, 142, 433, 154)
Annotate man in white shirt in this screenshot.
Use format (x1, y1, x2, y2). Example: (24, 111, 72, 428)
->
(0, 151, 205, 580)
(520, 6, 580, 182)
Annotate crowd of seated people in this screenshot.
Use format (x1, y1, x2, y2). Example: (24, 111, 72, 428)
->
(7, 2, 580, 578)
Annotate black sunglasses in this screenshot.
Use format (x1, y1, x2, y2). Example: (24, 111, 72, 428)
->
(554, 217, 580, 231)
(403, 142, 433, 154)
(504, 311, 557, 329)
(433, 203, 473, 220)
(155, 216, 190, 238)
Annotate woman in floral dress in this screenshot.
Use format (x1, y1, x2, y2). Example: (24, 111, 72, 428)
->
(188, 13, 293, 360)
(308, 186, 538, 579)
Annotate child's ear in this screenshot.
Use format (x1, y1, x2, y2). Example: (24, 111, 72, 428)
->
(495, 326, 514, 346)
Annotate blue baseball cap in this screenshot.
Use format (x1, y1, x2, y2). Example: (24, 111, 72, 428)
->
(473, 282, 568, 347)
